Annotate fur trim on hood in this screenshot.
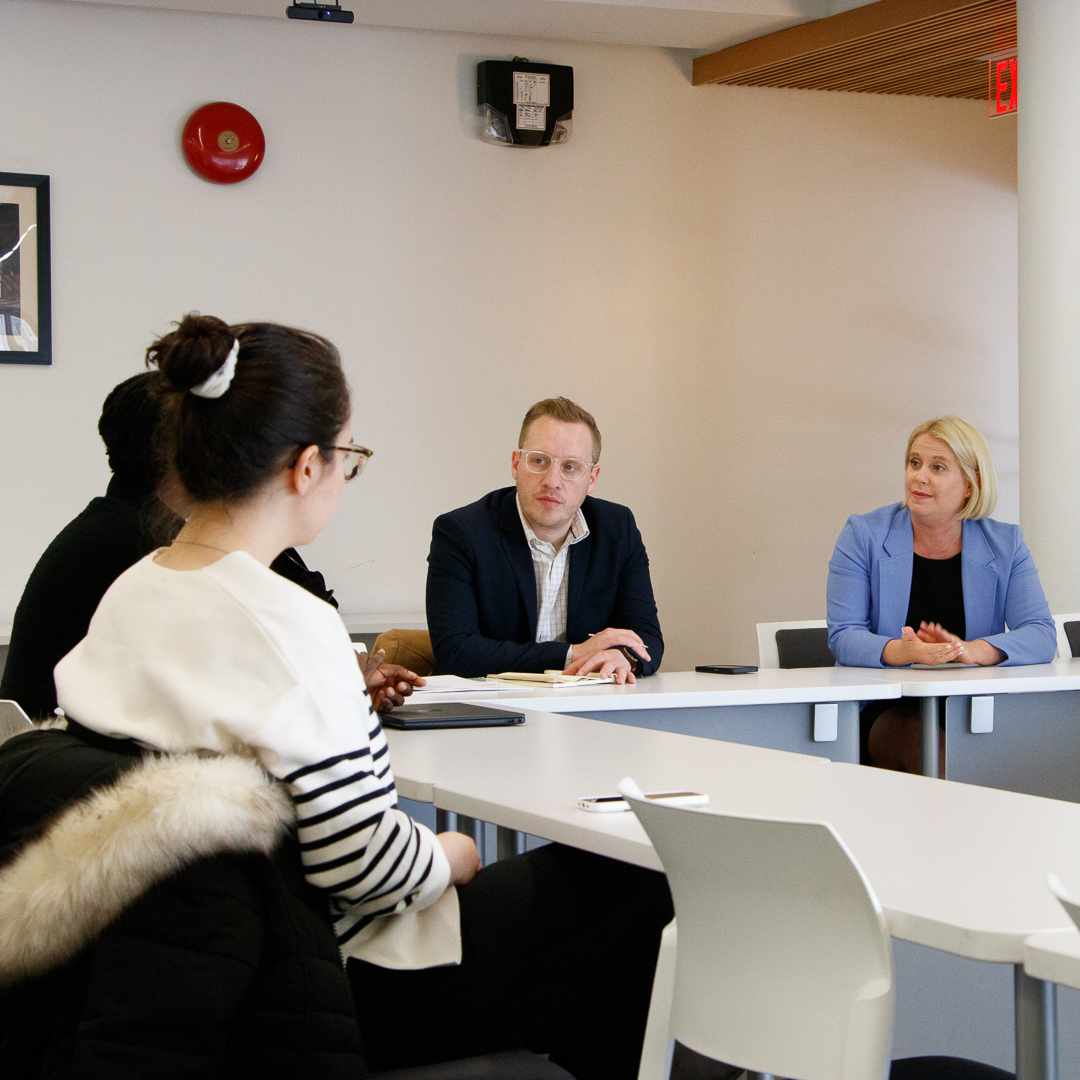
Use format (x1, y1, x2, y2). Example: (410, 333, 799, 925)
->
(0, 753, 294, 987)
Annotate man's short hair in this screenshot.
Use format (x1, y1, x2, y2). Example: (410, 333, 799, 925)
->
(518, 397, 601, 463)
(98, 371, 167, 491)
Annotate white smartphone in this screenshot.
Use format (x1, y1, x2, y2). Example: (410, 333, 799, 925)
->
(576, 790, 709, 813)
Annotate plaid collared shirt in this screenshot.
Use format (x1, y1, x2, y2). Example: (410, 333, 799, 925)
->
(516, 496, 590, 665)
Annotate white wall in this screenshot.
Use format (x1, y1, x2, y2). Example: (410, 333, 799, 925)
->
(0, 0, 1017, 669)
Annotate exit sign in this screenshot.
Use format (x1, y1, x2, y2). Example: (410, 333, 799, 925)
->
(990, 54, 1017, 117)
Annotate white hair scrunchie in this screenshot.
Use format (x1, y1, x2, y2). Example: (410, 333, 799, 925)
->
(190, 338, 240, 400)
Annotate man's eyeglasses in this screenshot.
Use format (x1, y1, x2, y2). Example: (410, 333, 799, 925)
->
(327, 443, 373, 482)
(519, 450, 595, 482)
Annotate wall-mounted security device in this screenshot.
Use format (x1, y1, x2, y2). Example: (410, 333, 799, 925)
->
(477, 59, 573, 147)
(286, 2, 354, 22)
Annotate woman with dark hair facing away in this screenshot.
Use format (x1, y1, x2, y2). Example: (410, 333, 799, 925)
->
(42, 314, 672, 1078)
(0, 372, 187, 719)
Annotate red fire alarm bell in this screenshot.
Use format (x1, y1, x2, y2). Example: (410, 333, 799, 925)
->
(182, 102, 265, 183)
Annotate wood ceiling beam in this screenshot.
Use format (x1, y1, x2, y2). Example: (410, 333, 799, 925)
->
(692, 0, 1013, 94)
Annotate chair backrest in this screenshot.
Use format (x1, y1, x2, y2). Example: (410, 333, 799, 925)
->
(372, 630, 435, 677)
(619, 778, 893, 1080)
(0, 700, 33, 745)
(1052, 613, 1080, 659)
(756, 620, 832, 669)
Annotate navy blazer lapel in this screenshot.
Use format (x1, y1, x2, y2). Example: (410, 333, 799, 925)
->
(961, 520, 997, 639)
(879, 507, 914, 635)
(497, 494, 538, 632)
(566, 528, 593, 640)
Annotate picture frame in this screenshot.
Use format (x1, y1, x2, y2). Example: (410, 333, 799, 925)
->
(0, 173, 51, 365)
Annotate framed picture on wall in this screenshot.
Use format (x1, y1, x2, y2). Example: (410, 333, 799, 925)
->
(0, 173, 51, 366)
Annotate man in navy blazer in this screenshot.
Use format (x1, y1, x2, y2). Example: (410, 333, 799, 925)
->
(426, 398, 663, 681)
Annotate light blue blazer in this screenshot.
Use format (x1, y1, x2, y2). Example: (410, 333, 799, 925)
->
(827, 502, 1056, 668)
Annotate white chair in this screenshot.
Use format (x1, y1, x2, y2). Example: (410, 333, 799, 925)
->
(0, 700, 32, 744)
(1052, 612, 1080, 659)
(756, 619, 830, 669)
(621, 777, 894, 1080)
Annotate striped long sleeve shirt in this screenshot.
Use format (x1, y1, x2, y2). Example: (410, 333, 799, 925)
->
(56, 549, 453, 966)
(284, 695, 442, 946)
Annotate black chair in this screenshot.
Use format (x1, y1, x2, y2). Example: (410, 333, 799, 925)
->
(375, 1051, 572, 1080)
(775, 626, 835, 668)
(891, 1057, 1013, 1080)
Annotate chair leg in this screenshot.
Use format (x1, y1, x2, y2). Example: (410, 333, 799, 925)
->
(638, 920, 677, 1080)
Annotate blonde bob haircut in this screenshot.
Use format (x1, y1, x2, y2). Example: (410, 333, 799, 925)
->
(902, 416, 998, 521)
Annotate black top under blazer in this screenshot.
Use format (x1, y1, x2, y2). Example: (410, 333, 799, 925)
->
(425, 486, 664, 678)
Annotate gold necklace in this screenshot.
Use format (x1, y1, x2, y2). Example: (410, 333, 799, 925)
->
(171, 539, 233, 556)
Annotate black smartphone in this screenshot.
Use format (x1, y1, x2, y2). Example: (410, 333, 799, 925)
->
(695, 665, 758, 675)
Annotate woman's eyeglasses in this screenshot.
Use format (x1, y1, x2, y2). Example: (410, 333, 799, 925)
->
(327, 443, 373, 482)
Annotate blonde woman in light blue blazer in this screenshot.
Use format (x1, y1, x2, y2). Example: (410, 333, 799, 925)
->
(827, 417, 1055, 770)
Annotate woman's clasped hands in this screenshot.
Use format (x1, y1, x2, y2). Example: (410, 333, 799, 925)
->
(882, 621, 1004, 667)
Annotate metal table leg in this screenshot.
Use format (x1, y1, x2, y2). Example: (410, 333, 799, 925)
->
(1015, 966, 1057, 1080)
(920, 697, 939, 777)
(456, 814, 480, 841)
(497, 825, 524, 860)
(435, 808, 481, 845)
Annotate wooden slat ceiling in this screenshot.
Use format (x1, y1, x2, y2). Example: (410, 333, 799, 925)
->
(692, 0, 1016, 99)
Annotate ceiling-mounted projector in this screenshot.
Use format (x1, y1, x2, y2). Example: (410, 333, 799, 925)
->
(286, 2, 354, 22)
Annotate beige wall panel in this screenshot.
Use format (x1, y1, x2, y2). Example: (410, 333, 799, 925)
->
(0, 0, 1016, 669)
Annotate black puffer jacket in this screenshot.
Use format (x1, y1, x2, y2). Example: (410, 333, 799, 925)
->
(0, 727, 366, 1079)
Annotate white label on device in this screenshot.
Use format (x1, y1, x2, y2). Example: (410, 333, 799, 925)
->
(513, 72, 550, 105)
(516, 104, 547, 130)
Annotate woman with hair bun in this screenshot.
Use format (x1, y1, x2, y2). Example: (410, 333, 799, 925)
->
(29, 313, 671, 1078)
(827, 416, 1056, 772)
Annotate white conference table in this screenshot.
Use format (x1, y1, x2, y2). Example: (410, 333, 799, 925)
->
(410, 668, 901, 763)
(1022, 874, 1080, 1074)
(1025, 929, 1080, 991)
(387, 708, 1079, 1080)
(850, 661, 1080, 797)
(387, 701, 830, 803)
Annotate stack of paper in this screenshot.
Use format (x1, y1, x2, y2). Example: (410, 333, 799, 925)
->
(408, 675, 509, 694)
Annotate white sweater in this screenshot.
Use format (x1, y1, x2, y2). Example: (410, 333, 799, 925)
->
(55, 551, 457, 969)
